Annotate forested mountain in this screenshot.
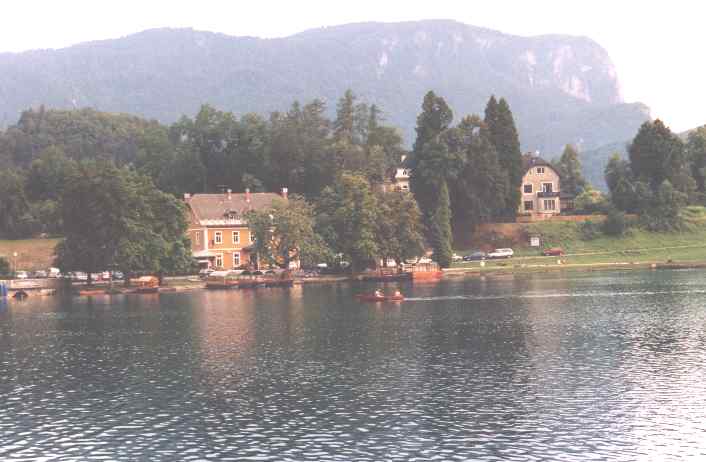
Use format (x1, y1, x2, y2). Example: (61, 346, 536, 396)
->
(0, 20, 648, 154)
(580, 141, 628, 191)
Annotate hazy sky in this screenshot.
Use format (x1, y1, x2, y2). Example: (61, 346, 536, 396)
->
(2, 1, 703, 131)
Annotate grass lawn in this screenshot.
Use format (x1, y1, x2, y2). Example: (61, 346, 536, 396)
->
(453, 206, 706, 270)
(0, 238, 60, 271)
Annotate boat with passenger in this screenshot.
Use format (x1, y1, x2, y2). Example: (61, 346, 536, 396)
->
(355, 289, 405, 302)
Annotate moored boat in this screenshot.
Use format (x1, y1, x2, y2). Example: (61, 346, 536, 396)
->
(206, 269, 293, 290)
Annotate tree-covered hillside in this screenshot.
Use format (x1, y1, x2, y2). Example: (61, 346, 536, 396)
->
(0, 20, 649, 154)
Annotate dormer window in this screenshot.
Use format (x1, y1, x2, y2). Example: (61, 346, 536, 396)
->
(536, 167, 545, 174)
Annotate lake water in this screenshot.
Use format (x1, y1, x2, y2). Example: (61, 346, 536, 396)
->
(2, 270, 706, 461)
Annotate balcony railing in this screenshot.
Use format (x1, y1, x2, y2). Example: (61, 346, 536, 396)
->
(537, 191, 560, 198)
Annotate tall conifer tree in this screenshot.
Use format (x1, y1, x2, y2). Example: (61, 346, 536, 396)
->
(409, 91, 455, 265)
(428, 181, 453, 268)
(484, 96, 522, 218)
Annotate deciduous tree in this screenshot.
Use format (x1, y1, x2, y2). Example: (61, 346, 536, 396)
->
(247, 196, 330, 269)
(316, 174, 379, 271)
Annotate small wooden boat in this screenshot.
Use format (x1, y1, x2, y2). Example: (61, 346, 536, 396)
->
(77, 289, 107, 296)
(356, 294, 405, 302)
(132, 275, 160, 294)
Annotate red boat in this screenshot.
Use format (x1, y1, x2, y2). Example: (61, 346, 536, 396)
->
(355, 294, 405, 302)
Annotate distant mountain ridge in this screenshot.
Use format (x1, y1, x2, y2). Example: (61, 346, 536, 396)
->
(0, 20, 649, 154)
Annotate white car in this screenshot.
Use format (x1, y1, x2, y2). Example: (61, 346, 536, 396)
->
(487, 248, 514, 259)
(15, 270, 29, 279)
(452, 253, 463, 262)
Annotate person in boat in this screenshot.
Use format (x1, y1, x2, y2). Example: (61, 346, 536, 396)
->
(374, 289, 383, 297)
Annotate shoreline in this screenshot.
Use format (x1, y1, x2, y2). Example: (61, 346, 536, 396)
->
(443, 260, 706, 278)
(5, 261, 706, 299)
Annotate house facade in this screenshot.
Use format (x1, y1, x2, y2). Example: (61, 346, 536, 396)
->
(184, 188, 287, 270)
(394, 155, 410, 192)
(518, 154, 562, 217)
(380, 154, 411, 193)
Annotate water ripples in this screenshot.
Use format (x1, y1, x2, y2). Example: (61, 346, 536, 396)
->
(2, 271, 706, 460)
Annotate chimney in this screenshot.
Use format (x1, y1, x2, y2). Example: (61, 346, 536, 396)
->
(281, 187, 288, 199)
(183, 193, 191, 201)
(227, 189, 232, 200)
(245, 188, 251, 203)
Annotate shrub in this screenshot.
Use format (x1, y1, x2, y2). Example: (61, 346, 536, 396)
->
(0, 257, 10, 277)
(603, 209, 628, 236)
(574, 188, 610, 214)
(579, 220, 601, 240)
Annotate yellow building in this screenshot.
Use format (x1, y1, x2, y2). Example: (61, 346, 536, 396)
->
(185, 188, 287, 269)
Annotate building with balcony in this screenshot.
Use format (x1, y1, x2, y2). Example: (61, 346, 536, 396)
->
(518, 154, 562, 218)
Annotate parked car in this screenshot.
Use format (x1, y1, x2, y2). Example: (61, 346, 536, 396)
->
(487, 248, 514, 259)
(542, 247, 565, 256)
(15, 270, 29, 279)
(71, 272, 88, 281)
(463, 251, 487, 261)
(112, 271, 125, 280)
(32, 270, 48, 278)
(199, 268, 215, 279)
(452, 253, 463, 262)
(47, 267, 61, 278)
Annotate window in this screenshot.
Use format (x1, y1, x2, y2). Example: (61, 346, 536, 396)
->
(524, 201, 533, 211)
(215, 254, 223, 268)
(249, 232, 254, 243)
(523, 184, 533, 194)
(543, 199, 556, 210)
(194, 231, 201, 245)
(542, 183, 553, 193)
(233, 252, 240, 268)
(232, 231, 240, 244)
(214, 231, 223, 244)
(536, 167, 545, 174)
(401, 184, 409, 191)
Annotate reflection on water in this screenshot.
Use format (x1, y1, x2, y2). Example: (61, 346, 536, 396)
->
(1, 270, 706, 460)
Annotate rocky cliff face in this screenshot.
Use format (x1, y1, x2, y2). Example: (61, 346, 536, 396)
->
(0, 20, 648, 154)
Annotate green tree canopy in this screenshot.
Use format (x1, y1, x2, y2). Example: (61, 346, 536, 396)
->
(374, 191, 425, 266)
(552, 144, 588, 196)
(316, 173, 379, 271)
(686, 126, 706, 201)
(247, 195, 331, 269)
(629, 120, 687, 191)
(640, 180, 687, 232)
(55, 161, 192, 284)
(484, 96, 523, 217)
(428, 181, 453, 268)
(412, 91, 453, 155)
(0, 169, 32, 239)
